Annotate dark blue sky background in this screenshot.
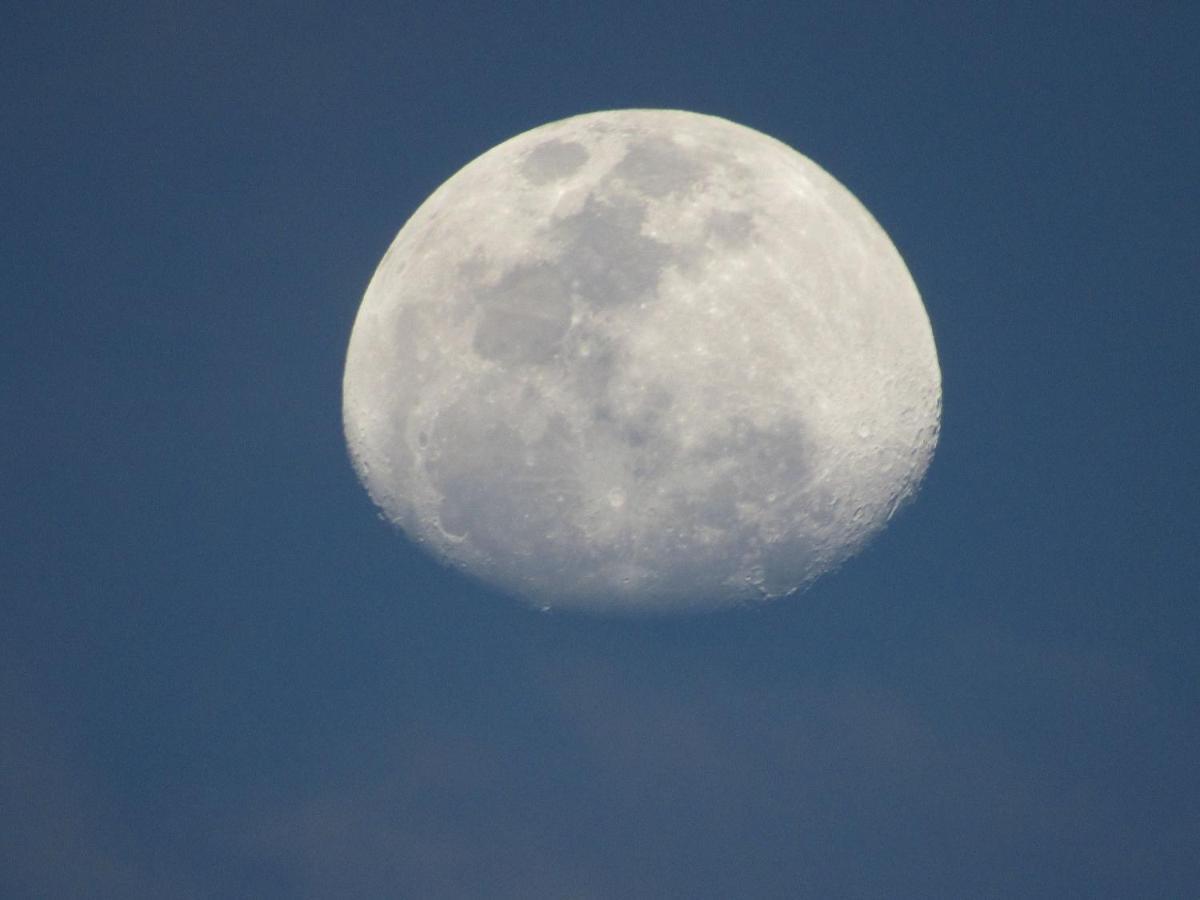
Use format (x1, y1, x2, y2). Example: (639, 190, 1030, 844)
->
(3, 3, 1197, 897)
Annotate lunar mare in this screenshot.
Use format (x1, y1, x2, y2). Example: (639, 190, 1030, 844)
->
(343, 109, 941, 614)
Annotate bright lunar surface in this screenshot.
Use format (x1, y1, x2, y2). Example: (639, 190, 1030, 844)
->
(343, 109, 941, 614)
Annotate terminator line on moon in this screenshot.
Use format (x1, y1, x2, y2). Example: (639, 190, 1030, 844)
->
(343, 109, 941, 614)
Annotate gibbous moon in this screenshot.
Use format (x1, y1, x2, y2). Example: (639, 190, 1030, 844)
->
(343, 109, 940, 614)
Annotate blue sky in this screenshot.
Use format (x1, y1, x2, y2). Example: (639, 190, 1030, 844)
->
(3, 4, 1197, 897)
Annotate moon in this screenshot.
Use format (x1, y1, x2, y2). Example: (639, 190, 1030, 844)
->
(343, 109, 940, 614)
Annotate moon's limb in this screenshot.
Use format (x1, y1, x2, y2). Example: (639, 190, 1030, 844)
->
(343, 109, 941, 614)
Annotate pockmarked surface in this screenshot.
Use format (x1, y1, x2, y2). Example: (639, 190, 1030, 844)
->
(343, 109, 941, 613)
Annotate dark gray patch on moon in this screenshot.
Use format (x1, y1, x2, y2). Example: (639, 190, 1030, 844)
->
(520, 139, 589, 184)
(456, 250, 490, 283)
(612, 136, 708, 198)
(557, 196, 673, 307)
(472, 264, 572, 366)
(710, 416, 814, 486)
(560, 326, 620, 398)
(596, 383, 674, 450)
(706, 209, 757, 247)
